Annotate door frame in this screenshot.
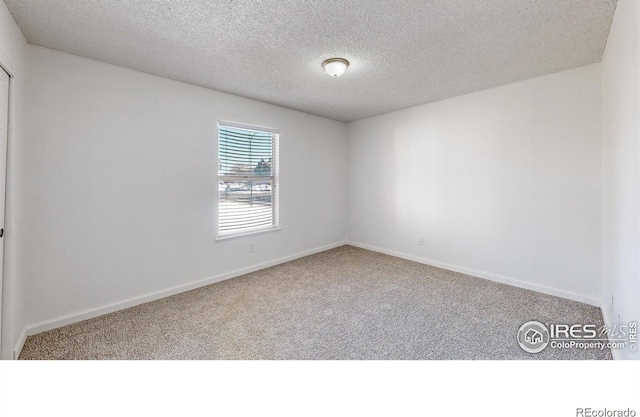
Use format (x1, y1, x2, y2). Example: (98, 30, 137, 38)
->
(0, 46, 15, 360)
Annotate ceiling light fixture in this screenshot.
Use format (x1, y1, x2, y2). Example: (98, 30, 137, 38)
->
(323, 58, 349, 77)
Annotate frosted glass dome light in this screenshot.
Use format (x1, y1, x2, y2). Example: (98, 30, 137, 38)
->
(323, 58, 349, 77)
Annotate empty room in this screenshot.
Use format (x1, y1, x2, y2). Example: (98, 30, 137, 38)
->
(1, 0, 640, 409)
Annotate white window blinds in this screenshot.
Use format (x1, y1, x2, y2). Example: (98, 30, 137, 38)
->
(218, 122, 279, 236)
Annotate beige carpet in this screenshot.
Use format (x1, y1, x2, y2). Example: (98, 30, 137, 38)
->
(20, 245, 611, 360)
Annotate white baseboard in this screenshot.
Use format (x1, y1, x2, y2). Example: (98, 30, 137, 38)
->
(600, 306, 621, 360)
(13, 327, 27, 360)
(347, 241, 601, 307)
(20, 241, 348, 344)
(15, 240, 604, 359)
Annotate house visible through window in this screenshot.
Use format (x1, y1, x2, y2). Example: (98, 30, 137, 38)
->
(218, 122, 279, 237)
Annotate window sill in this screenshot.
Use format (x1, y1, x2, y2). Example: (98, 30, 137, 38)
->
(215, 227, 281, 242)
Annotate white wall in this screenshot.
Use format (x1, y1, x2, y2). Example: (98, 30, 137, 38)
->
(25, 46, 348, 328)
(0, 1, 28, 359)
(348, 64, 602, 305)
(18, 9, 640, 362)
(601, 0, 640, 360)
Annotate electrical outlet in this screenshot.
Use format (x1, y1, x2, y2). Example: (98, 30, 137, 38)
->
(418, 237, 424, 245)
(249, 243, 255, 253)
(610, 294, 614, 312)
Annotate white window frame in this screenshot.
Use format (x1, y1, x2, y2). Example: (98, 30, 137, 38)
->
(216, 120, 280, 241)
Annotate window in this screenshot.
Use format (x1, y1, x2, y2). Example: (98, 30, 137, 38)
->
(217, 121, 279, 238)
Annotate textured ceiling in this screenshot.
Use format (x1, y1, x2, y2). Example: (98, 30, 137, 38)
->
(5, 0, 617, 122)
